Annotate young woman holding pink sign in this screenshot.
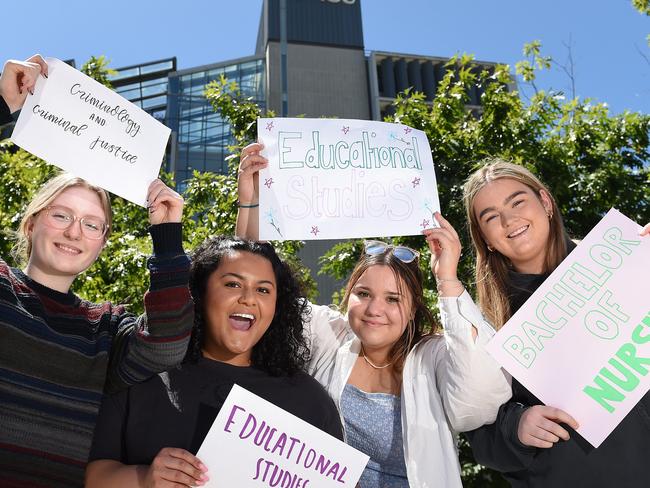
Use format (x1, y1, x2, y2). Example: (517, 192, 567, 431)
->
(424, 160, 650, 488)
(235, 142, 512, 487)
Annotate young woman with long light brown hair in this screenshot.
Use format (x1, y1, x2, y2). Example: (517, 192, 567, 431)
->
(427, 159, 650, 488)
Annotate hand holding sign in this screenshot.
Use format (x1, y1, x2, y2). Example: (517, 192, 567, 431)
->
(517, 405, 579, 449)
(238, 142, 268, 205)
(0, 54, 48, 113)
(144, 448, 209, 487)
(146, 179, 184, 224)
(486, 209, 650, 447)
(196, 385, 368, 487)
(422, 212, 463, 293)
(257, 117, 440, 241)
(11, 58, 171, 206)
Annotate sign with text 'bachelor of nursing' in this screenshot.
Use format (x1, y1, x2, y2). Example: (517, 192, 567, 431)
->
(196, 384, 369, 487)
(257, 117, 440, 240)
(11, 58, 170, 207)
(486, 209, 650, 447)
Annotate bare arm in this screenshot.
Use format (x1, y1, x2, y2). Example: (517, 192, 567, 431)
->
(86, 460, 145, 487)
(422, 212, 473, 336)
(86, 449, 208, 487)
(235, 142, 267, 240)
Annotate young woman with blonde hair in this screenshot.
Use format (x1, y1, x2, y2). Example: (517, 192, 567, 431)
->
(427, 159, 650, 488)
(0, 57, 194, 487)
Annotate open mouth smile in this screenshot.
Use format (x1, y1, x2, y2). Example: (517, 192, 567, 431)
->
(229, 312, 256, 331)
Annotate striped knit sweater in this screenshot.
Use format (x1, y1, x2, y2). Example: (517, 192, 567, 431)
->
(0, 223, 193, 487)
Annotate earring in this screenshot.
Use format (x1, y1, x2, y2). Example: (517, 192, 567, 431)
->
(487, 244, 494, 252)
(547, 210, 553, 220)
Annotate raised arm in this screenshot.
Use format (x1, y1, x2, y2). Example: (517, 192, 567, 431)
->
(423, 212, 512, 432)
(0, 54, 48, 127)
(105, 180, 193, 392)
(235, 142, 267, 240)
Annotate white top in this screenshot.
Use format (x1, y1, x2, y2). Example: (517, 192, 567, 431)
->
(306, 290, 512, 488)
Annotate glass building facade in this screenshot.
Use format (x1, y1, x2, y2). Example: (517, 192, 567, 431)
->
(108, 58, 176, 123)
(109, 56, 265, 184)
(166, 56, 265, 182)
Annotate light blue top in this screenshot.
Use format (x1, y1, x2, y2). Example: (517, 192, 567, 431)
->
(340, 383, 409, 487)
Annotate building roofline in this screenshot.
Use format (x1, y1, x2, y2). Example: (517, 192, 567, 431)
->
(112, 57, 177, 73)
(171, 54, 264, 77)
(368, 50, 506, 67)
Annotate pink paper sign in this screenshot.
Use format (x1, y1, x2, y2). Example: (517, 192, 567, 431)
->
(486, 208, 650, 447)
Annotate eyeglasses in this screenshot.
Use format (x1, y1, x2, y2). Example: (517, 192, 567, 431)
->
(40, 206, 108, 240)
(363, 240, 420, 263)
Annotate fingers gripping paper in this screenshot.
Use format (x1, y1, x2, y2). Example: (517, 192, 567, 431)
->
(11, 58, 171, 206)
(196, 385, 369, 487)
(486, 209, 650, 447)
(257, 117, 440, 240)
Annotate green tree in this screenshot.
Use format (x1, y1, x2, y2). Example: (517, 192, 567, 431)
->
(633, 0, 650, 15)
(81, 55, 116, 89)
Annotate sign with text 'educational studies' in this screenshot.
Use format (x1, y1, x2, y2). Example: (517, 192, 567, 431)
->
(196, 384, 369, 487)
(486, 209, 650, 447)
(11, 58, 171, 207)
(257, 117, 440, 240)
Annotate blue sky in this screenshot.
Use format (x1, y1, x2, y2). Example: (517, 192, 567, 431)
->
(2, 0, 648, 114)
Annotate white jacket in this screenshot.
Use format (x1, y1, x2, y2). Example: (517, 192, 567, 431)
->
(306, 290, 512, 488)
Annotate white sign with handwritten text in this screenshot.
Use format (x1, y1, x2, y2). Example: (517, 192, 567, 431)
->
(257, 117, 440, 240)
(11, 58, 170, 206)
(197, 384, 369, 487)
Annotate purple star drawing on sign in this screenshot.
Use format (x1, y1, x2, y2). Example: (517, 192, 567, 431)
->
(420, 219, 430, 229)
(266, 121, 274, 131)
(412, 177, 421, 188)
(264, 178, 274, 188)
(404, 127, 412, 134)
(311, 226, 319, 236)
(342, 126, 350, 135)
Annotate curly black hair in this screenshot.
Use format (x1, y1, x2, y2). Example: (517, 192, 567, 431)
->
(184, 235, 310, 376)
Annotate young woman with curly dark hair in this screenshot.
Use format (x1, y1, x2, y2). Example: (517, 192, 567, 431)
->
(86, 236, 343, 487)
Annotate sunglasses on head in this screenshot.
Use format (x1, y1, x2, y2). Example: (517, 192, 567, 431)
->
(363, 240, 420, 263)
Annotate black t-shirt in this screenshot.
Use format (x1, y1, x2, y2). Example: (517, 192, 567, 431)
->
(89, 357, 343, 464)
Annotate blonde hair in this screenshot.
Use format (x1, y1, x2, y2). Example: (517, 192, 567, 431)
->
(463, 159, 569, 329)
(12, 173, 112, 264)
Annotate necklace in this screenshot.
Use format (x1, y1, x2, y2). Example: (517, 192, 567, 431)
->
(361, 346, 393, 369)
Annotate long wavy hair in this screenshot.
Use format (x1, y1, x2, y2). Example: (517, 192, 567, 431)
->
(185, 236, 310, 376)
(12, 173, 112, 265)
(463, 159, 570, 329)
(340, 246, 438, 374)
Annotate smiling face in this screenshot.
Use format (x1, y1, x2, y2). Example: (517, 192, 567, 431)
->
(202, 251, 277, 366)
(472, 178, 553, 274)
(346, 264, 413, 355)
(25, 186, 108, 292)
